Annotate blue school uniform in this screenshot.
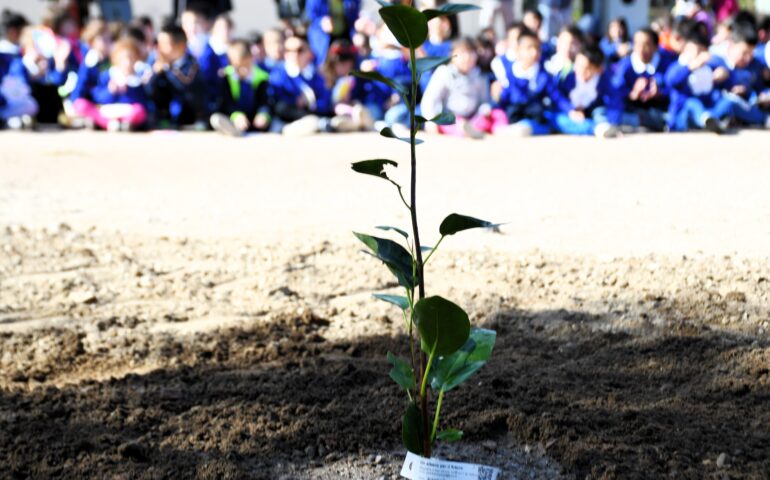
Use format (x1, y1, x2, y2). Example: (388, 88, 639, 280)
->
(599, 38, 629, 65)
(612, 51, 674, 130)
(217, 65, 271, 130)
(550, 70, 620, 134)
(498, 61, 552, 134)
(198, 41, 229, 113)
(71, 49, 109, 101)
(665, 58, 721, 131)
(707, 56, 767, 126)
(306, 0, 361, 65)
(372, 50, 412, 125)
(259, 57, 283, 74)
(490, 51, 516, 88)
(90, 68, 150, 106)
(10, 54, 76, 123)
(268, 62, 332, 122)
(148, 52, 205, 125)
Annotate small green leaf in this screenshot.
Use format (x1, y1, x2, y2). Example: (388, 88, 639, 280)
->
(439, 213, 498, 236)
(380, 126, 424, 145)
(387, 351, 415, 391)
(402, 402, 424, 455)
(430, 328, 497, 392)
(423, 3, 480, 21)
(436, 429, 464, 442)
(352, 70, 406, 96)
(430, 112, 456, 125)
(415, 115, 428, 124)
(380, 5, 428, 49)
(373, 294, 410, 310)
(415, 56, 452, 74)
(351, 159, 398, 181)
(354, 232, 416, 288)
(376, 225, 409, 239)
(413, 296, 470, 356)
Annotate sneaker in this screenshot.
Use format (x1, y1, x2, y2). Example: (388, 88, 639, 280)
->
(703, 115, 723, 134)
(462, 121, 485, 140)
(210, 113, 242, 137)
(765, 116, 770, 130)
(282, 115, 320, 136)
(5, 116, 23, 130)
(594, 123, 619, 139)
(330, 115, 358, 133)
(501, 122, 533, 137)
(352, 104, 375, 131)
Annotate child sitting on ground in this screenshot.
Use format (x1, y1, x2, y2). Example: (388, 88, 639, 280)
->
(544, 25, 583, 79)
(321, 39, 374, 132)
(75, 38, 149, 131)
(497, 28, 552, 136)
(421, 37, 506, 139)
(664, 28, 721, 132)
(70, 19, 112, 125)
(269, 35, 337, 135)
(550, 45, 620, 138)
(706, 24, 769, 131)
(148, 24, 205, 128)
(10, 26, 76, 124)
(612, 28, 674, 132)
(490, 22, 525, 100)
(210, 39, 271, 136)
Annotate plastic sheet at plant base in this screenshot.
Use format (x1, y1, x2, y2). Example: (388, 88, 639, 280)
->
(400, 451, 500, 480)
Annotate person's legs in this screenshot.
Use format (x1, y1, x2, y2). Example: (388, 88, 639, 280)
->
(72, 98, 108, 128)
(120, 104, 148, 128)
(0, 96, 39, 120)
(438, 117, 469, 137)
(553, 112, 595, 135)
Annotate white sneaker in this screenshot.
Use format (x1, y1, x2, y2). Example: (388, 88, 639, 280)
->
(594, 122, 619, 139)
(352, 104, 375, 131)
(106, 119, 121, 132)
(462, 121, 485, 140)
(330, 115, 358, 133)
(210, 113, 242, 137)
(501, 122, 533, 137)
(282, 115, 320, 136)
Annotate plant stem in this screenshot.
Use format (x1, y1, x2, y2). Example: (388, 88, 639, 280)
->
(431, 388, 445, 441)
(408, 45, 430, 459)
(422, 235, 445, 267)
(420, 342, 437, 398)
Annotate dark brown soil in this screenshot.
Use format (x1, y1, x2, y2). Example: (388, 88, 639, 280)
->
(2, 305, 769, 479)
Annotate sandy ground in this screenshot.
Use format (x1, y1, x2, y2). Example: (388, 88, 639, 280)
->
(1, 131, 769, 479)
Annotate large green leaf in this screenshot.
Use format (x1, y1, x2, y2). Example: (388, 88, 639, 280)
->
(423, 3, 480, 21)
(380, 5, 428, 49)
(436, 429, 464, 442)
(354, 232, 415, 288)
(351, 159, 397, 181)
(430, 328, 496, 392)
(352, 70, 406, 96)
(415, 56, 451, 74)
(402, 402, 424, 455)
(387, 351, 415, 391)
(439, 213, 498, 236)
(380, 126, 424, 145)
(413, 296, 470, 356)
(373, 294, 409, 310)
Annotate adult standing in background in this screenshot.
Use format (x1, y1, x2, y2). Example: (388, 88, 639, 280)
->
(306, 0, 361, 65)
(539, 0, 572, 41)
(479, 0, 522, 34)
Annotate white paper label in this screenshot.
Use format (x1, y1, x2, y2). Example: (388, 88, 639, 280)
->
(400, 452, 501, 480)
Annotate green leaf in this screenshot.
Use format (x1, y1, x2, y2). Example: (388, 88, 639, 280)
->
(436, 429, 464, 442)
(354, 232, 416, 289)
(402, 402, 424, 455)
(413, 296, 470, 356)
(352, 70, 406, 96)
(387, 351, 415, 391)
(430, 328, 497, 392)
(380, 5, 428, 49)
(380, 126, 424, 145)
(423, 3, 480, 21)
(376, 225, 409, 239)
(439, 213, 498, 236)
(415, 56, 452, 74)
(351, 159, 398, 181)
(373, 294, 410, 310)
(430, 112, 456, 125)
